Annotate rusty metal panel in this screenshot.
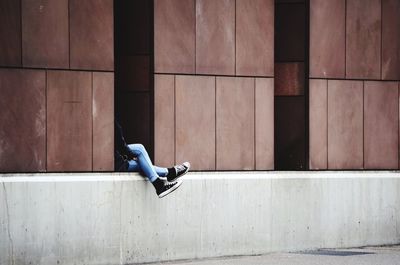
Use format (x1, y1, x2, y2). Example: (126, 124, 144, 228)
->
(176, 75, 216, 170)
(309, 79, 328, 169)
(328, 80, 363, 169)
(364, 81, 398, 169)
(196, 0, 235, 75)
(154, 0, 195, 74)
(310, 0, 345, 78)
(93, 72, 114, 171)
(47, 70, 92, 171)
(154, 75, 175, 167)
(0, 69, 46, 172)
(70, 0, 113, 70)
(346, 0, 381, 79)
(382, 0, 400, 80)
(216, 77, 254, 170)
(255, 78, 274, 170)
(236, 0, 274, 76)
(0, 0, 21, 66)
(275, 62, 305, 95)
(22, 0, 69, 68)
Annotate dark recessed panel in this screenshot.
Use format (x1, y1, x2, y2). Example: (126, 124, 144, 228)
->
(275, 3, 305, 62)
(116, 56, 150, 92)
(114, 0, 151, 55)
(116, 92, 152, 159)
(274, 96, 306, 170)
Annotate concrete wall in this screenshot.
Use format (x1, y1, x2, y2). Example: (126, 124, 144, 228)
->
(1, 172, 399, 264)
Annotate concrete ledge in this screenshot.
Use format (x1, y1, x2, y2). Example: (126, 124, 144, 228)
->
(1, 172, 400, 264)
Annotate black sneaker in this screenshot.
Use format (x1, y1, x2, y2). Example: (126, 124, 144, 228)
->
(167, 162, 190, 182)
(155, 179, 183, 198)
(159, 162, 191, 182)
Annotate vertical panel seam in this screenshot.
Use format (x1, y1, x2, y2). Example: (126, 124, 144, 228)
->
(68, 0, 71, 69)
(272, 77, 274, 170)
(174, 75, 176, 165)
(326, 79, 329, 169)
(344, 0, 347, 78)
(150, 0, 155, 161)
(234, 0, 237, 76)
(380, 0, 383, 80)
(91, 72, 94, 171)
(254, 78, 256, 170)
(305, 0, 310, 169)
(20, 0, 23, 66)
(398, 82, 399, 169)
(363, 80, 365, 169)
(45, 70, 48, 171)
(215, 76, 217, 170)
(194, 0, 197, 74)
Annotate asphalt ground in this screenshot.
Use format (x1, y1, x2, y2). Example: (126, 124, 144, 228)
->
(154, 245, 400, 265)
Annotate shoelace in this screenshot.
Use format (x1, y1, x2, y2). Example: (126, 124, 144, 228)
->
(165, 182, 176, 188)
(175, 164, 186, 173)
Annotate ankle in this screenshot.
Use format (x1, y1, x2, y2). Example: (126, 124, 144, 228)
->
(152, 178, 164, 191)
(167, 167, 176, 177)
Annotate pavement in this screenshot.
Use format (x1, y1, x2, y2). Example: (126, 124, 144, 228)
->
(155, 245, 400, 265)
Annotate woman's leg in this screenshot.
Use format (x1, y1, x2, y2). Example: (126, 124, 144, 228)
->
(127, 159, 140, 171)
(128, 159, 168, 177)
(126, 144, 187, 198)
(126, 144, 168, 182)
(154, 166, 168, 177)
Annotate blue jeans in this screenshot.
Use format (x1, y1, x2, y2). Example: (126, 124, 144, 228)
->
(126, 144, 168, 182)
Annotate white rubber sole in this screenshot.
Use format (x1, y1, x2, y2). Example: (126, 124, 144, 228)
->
(158, 179, 183, 198)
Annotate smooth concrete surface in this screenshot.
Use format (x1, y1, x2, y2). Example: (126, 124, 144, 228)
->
(158, 245, 400, 265)
(0, 172, 399, 265)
